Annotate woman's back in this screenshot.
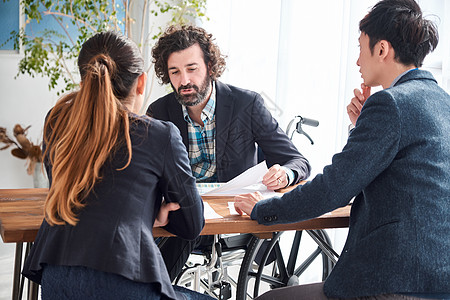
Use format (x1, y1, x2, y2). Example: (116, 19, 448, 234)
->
(22, 31, 209, 300)
(24, 115, 205, 299)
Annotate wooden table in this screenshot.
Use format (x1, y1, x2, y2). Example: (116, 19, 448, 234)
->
(0, 188, 350, 300)
(154, 195, 350, 238)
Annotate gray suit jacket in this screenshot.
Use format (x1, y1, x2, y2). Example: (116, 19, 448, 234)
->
(251, 70, 450, 297)
(148, 81, 311, 183)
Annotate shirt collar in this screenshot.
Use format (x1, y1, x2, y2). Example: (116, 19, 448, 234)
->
(182, 81, 216, 124)
(390, 68, 418, 88)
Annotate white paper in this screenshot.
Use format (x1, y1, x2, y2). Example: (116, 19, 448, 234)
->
(228, 202, 241, 215)
(199, 161, 277, 196)
(196, 182, 226, 195)
(203, 202, 223, 219)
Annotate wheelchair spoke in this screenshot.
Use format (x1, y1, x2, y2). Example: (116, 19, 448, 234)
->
(273, 241, 288, 280)
(286, 231, 302, 275)
(293, 247, 322, 277)
(246, 272, 285, 289)
(236, 230, 338, 300)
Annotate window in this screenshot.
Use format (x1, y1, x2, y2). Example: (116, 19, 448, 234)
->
(0, 1, 20, 51)
(204, 0, 450, 177)
(0, 2, 126, 52)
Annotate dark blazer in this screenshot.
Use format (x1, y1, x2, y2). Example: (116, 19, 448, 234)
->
(148, 81, 310, 183)
(22, 116, 205, 300)
(251, 70, 450, 297)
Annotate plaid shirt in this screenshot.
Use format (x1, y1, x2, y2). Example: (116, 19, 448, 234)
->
(182, 83, 217, 182)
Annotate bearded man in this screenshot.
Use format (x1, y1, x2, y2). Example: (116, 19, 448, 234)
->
(147, 25, 310, 281)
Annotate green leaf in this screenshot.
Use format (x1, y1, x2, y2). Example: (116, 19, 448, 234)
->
(9, 0, 208, 95)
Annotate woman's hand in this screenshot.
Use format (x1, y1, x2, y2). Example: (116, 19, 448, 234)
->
(154, 202, 180, 227)
(234, 192, 263, 216)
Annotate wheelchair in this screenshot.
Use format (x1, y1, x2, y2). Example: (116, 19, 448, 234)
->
(235, 230, 338, 299)
(173, 234, 253, 299)
(174, 116, 339, 300)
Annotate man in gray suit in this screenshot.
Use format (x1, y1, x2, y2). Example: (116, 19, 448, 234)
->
(148, 25, 310, 281)
(235, 0, 450, 299)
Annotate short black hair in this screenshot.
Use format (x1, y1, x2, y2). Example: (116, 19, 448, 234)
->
(360, 0, 438, 67)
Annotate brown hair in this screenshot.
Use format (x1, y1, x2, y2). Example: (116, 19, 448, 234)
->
(44, 31, 144, 226)
(152, 25, 226, 84)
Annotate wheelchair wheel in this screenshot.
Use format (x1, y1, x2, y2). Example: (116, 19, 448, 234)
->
(236, 229, 335, 300)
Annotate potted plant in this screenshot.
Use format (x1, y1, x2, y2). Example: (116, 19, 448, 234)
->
(0, 124, 47, 187)
(3, 0, 208, 100)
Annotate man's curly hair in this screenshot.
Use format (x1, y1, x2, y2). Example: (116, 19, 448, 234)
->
(152, 25, 226, 85)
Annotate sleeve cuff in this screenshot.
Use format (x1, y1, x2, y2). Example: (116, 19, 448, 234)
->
(250, 204, 258, 220)
(281, 166, 295, 187)
(348, 123, 355, 136)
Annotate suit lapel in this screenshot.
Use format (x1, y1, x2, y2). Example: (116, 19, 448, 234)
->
(167, 95, 189, 151)
(215, 81, 234, 163)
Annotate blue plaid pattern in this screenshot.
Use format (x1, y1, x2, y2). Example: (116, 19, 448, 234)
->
(183, 83, 217, 182)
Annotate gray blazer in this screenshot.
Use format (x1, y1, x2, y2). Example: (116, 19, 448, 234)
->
(251, 70, 450, 297)
(148, 81, 311, 183)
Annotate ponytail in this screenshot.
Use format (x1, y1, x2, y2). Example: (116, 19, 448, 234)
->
(44, 54, 132, 226)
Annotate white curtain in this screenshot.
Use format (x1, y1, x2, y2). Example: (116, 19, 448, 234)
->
(203, 0, 366, 177)
(204, 0, 449, 177)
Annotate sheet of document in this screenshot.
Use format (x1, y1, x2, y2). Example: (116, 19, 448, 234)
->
(196, 161, 284, 217)
(203, 202, 223, 219)
(197, 161, 282, 197)
(196, 182, 226, 195)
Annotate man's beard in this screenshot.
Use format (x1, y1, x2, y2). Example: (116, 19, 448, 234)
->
(173, 75, 212, 107)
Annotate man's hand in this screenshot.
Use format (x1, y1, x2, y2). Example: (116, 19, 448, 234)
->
(262, 164, 288, 190)
(154, 202, 180, 227)
(234, 192, 263, 216)
(347, 83, 371, 125)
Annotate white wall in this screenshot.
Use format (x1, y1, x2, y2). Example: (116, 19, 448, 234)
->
(0, 59, 169, 189)
(0, 54, 60, 188)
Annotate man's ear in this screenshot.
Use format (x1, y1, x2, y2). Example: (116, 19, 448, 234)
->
(136, 72, 147, 95)
(378, 40, 392, 62)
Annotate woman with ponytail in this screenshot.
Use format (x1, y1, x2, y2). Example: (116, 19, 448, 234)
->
(22, 31, 212, 300)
